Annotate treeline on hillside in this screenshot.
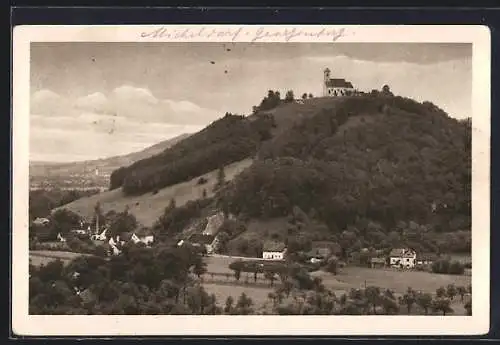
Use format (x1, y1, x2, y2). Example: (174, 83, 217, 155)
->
(220, 96, 471, 235)
(29, 189, 101, 220)
(109, 113, 276, 196)
(252, 89, 314, 114)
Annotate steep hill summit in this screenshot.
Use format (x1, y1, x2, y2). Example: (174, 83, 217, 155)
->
(54, 90, 471, 257)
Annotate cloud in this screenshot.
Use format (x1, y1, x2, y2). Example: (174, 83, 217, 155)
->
(75, 92, 112, 114)
(211, 54, 471, 119)
(31, 86, 222, 125)
(30, 86, 220, 161)
(112, 85, 160, 105)
(31, 89, 73, 116)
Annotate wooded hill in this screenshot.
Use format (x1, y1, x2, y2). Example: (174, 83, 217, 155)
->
(221, 96, 471, 235)
(103, 93, 470, 250)
(109, 113, 275, 195)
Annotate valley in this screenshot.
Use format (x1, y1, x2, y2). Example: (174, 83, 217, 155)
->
(29, 92, 472, 316)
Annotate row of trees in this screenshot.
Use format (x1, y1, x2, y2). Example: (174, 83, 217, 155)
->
(252, 89, 314, 114)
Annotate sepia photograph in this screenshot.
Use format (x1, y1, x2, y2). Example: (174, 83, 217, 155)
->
(12, 25, 490, 336)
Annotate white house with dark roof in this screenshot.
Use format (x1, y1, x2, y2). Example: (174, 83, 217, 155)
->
(389, 248, 417, 268)
(262, 241, 287, 261)
(323, 68, 356, 97)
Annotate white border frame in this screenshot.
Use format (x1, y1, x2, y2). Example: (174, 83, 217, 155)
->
(12, 25, 491, 336)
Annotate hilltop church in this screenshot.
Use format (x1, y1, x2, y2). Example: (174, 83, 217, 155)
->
(322, 68, 356, 97)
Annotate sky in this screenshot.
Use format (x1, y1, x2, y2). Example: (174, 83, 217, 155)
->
(30, 42, 472, 162)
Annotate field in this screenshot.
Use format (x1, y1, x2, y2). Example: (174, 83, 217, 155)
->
(204, 255, 471, 294)
(312, 266, 471, 293)
(202, 256, 471, 315)
(53, 158, 254, 227)
(202, 283, 273, 311)
(202, 281, 469, 315)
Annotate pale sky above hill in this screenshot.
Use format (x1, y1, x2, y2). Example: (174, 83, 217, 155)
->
(30, 42, 472, 162)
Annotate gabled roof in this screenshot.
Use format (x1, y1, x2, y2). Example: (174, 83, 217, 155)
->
(389, 248, 405, 257)
(325, 78, 354, 88)
(306, 247, 331, 258)
(389, 248, 415, 257)
(311, 241, 342, 254)
(263, 240, 286, 252)
(188, 233, 215, 245)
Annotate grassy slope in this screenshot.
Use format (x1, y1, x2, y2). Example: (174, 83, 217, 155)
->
(54, 158, 253, 227)
(54, 98, 344, 227)
(253, 97, 344, 137)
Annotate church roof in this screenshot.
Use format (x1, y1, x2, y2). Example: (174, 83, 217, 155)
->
(325, 78, 354, 88)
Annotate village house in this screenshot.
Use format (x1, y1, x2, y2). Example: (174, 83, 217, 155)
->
(107, 237, 122, 256)
(305, 247, 331, 263)
(91, 227, 108, 241)
(370, 257, 387, 268)
(313, 241, 342, 256)
(304, 241, 341, 263)
(56, 233, 66, 242)
(187, 233, 218, 254)
(262, 240, 287, 261)
(322, 68, 356, 97)
(32, 217, 50, 226)
(389, 248, 417, 268)
(133, 228, 155, 246)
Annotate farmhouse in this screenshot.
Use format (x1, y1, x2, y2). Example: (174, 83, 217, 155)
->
(322, 68, 356, 97)
(262, 241, 287, 261)
(389, 248, 417, 268)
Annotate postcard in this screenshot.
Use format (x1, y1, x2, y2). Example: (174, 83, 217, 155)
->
(12, 24, 490, 336)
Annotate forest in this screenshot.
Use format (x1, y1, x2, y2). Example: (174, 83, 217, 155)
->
(109, 113, 276, 195)
(219, 95, 471, 242)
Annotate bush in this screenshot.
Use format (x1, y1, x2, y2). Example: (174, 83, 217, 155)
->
(197, 177, 208, 185)
(432, 259, 464, 275)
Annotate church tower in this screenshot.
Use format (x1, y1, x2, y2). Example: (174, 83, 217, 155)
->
(323, 68, 331, 96)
